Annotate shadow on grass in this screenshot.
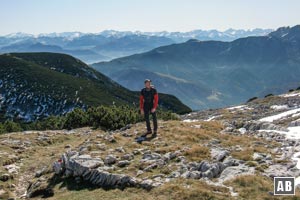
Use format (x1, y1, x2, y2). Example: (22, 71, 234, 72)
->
(29, 173, 133, 199)
(47, 174, 127, 192)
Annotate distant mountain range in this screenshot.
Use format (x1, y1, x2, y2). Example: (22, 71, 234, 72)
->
(0, 28, 272, 63)
(92, 25, 300, 110)
(0, 52, 190, 122)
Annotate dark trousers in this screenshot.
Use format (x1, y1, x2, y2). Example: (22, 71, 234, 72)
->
(144, 105, 157, 133)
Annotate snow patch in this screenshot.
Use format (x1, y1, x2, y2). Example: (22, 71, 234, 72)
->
(238, 128, 247, 134)
(292, 113, 300, 118)
(226, 105, 252, 112)
(182, 119, 199, 122)
(270, 105, 289, 110)
(279, 92, 300, 98)
(292, 152, 300, 186)
(258, 126, 300, 139)
(227, 105, 247, 110)
(259, 108, 300, 122)
(204, 116, 217, 121)
(191, 124, 201, 128)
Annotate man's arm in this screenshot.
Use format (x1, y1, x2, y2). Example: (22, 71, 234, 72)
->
(153, 93, 158, 109)
(151, 89, 158, 112)
(140, 89, 144, 115)
(139, 95, 144, 110)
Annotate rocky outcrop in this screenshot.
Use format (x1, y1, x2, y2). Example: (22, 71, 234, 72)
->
(243, 121, 288, 132)
(289, 119, 300, 127)
(263, 164, 300, 178)
(53, 151, 153, 190)
(219, 164, 255, 182)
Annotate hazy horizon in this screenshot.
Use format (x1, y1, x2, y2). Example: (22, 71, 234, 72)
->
(1, 27, 277, 37)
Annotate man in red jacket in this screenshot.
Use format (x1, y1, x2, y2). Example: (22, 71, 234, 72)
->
(140, 79, 158, 138)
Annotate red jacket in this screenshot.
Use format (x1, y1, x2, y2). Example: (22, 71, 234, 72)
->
(140, 87, 158, 110)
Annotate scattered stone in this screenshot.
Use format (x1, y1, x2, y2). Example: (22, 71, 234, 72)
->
(26, 178, 54, 198)
(140, 179, 154, 190)
(243, 121, 288, 132)
(219, 165, 255, 182)
(121, 153, 134, 161)
(0, 189, 6, 196)
(136, 170, 144, 177)
(132, 149, 143, 155)
(143, 163, 158, 172)
(211, 148, 229, 162)
(201, 162, 226, 178)
(4, 164, 20, 174)
(253, 152, 265, 161)
(252, 152, 272, 162)
(222, 156, 241, 167)
(35, 166, 51, 178)
(264, 164, 300, 178)
(168, 171, 180, 178)
(104, 155, 117, 165)
(115, 147, 125, 153)
(210, 139, 221, 145)
(53, 151, 148, 189)
(0, 173, 12, 181)
(238, 128, 247, 134)
(121, 132, 132, 137)
(95, 143, 106, 151)
(119, 124, 132, 131)
(188, 171, 202, 179)
(104, 135, 116, 143)
(53, 160, 63, 175)
(163, 151, 180, 161)
(142, 152, 161, 160)
(117, 160, 130, 168)
(289, 119, 300, 127)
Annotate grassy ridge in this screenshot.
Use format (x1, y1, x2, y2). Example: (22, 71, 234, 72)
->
(0, 52, 191, 123)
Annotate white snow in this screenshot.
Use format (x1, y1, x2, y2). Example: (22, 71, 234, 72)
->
(238, 128, 247, 134)
(226, 105, 252, 113)
(259, 108, 300, 122)
(270, 105, 289, 110)
(227, 105, 247, 110)
(279, 92, 300, 98)
(292, 152, 300, 186)
(258, 126, 300, 140)
(191, 125, 201, 128)
(204, 116, 217, 121)
(287, 126, 300, 139)
(204, 115, 222, 121)
(292, 113, 300, 118)
(261, 128, 300, 186)
(182, 119, 199, 122)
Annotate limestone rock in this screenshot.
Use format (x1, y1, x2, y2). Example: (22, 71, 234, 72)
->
(117, 160, 130, 168)
(104, 155, 117, 165)
(219, 165, 255, 182)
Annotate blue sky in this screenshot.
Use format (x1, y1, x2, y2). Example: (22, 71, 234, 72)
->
(1, 0, 299, 35)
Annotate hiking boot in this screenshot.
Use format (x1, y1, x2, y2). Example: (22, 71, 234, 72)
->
(141, 131, 152, 137)
(151, 132, 157, 138)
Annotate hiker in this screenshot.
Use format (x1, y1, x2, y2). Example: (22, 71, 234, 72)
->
(140, 79, 158, 138)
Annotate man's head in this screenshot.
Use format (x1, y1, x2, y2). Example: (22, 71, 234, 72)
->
(144, 79, 151, 88)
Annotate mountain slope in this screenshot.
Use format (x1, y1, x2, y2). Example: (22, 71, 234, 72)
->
(92, 25, 300, 110)
(0, 28, 272, 64)
(0, 41, 109, 63)
(2, 90, 300, 199)
(108, 69, 214, 109)
(93, 35, 174, 58)
(0, 52, 191, 121)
